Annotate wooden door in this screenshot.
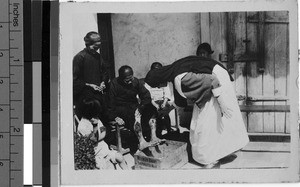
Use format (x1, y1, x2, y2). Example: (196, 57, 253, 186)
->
(200, 11, 290, 135)
(97, 13, 116, 79)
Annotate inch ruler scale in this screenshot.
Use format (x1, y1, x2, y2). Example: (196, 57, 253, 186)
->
(0, 0, 23, 186)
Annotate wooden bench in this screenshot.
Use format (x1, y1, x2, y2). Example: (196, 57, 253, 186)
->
(184, 104, 290, 112)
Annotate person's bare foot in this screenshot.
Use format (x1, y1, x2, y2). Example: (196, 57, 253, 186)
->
(134, 109, 151, 151)
(135, 109, 141, 124)
(139, 140, 151, 150)
(202, 161, 220, 169)
(149, 117, 165, 146)
(149, 118, 160, 143)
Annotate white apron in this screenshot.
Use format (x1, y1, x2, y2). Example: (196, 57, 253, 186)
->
(189, 65, 249, 165)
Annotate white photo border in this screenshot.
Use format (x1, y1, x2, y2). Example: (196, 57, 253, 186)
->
(59, 0, 299, 185)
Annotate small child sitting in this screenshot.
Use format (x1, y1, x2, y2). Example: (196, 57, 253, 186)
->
(77, 98, 128, 170)
(144, 62, 175, 138)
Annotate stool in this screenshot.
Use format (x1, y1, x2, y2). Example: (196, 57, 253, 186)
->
(109, 121, 131, 155)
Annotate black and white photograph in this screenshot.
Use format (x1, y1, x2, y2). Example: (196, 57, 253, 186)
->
(58, 0, 299, 185)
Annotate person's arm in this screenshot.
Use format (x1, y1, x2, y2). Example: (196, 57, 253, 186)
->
(96, 119, 106, 141)
(137, 79, 152, 111)
(162, 83, 172, 108)
(107, 81, 125, 125)
(166, 82, 175, 105)
(107, 81, 118, 120)
(90, 122, 99, 142)
(99, 57, 110, 89)
(144, 83, 160, 110)
(151, 100, 160, 110)
(73, 54, 86, 96)
(173, 84, 187, 107)
(211, 75, 232, 118)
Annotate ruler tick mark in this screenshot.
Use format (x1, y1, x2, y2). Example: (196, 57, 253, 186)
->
(10, 64, 23, 67)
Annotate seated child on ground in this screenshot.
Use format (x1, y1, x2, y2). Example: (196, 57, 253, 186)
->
(77, 98, 128, 170)
(144, 62, 175, 138)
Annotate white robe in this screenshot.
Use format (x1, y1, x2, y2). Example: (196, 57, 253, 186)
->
(189, 65, 249, 165)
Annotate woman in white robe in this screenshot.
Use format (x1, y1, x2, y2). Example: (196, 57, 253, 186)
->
(186, 65, 249, 166)
(145, 53, 249, 167)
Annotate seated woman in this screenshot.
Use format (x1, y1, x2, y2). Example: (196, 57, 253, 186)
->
(77, 98, 128, 170)
(144, 62, 175, 139)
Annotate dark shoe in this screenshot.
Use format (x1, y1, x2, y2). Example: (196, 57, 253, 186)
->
(218, 154, 237, 165)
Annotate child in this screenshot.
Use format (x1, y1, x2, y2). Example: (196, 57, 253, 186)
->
(144, 62, 175, 139)
(77, 98, 128, 170)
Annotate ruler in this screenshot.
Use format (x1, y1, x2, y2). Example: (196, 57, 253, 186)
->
(0, 0, 23, 186)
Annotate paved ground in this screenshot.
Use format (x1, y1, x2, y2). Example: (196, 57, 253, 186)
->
(123, 141, 290, 170)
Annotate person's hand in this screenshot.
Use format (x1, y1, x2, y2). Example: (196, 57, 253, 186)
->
(89, 132, 98, 142)
(115, 117, 125, 126)
(151, 100, 160, 111)
(217, 95, 233, 119)
(99, 82, 106, 92)
(154, 104, 160, 110)
(87, 83, 102, 92)
(168, 100, 174, 107)
(219, 104, 233, 118)
(90, 118, 99, 125)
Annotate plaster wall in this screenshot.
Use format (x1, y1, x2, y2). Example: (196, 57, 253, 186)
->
(111, 13, 201, 78)
(72, 13, 98, 55)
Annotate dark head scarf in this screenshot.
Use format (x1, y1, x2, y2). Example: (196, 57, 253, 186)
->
(145, 55, 233, 88)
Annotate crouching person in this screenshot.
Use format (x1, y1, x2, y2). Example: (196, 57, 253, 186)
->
(77, 98, 128, 170)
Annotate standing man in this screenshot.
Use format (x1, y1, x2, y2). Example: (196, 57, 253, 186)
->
(108, 65, 154, 154)
(73, 31, 110, 119)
